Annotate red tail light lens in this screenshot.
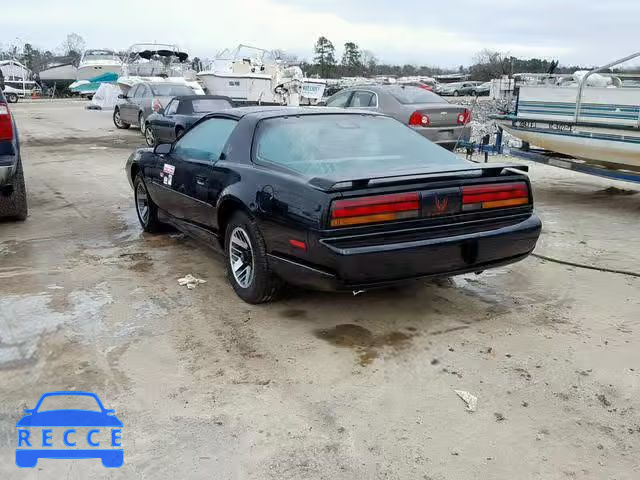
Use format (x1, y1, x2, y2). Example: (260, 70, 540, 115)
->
(462, 182, 529, 210)
(331, 192, 420, 227)
(152, 98, 162, 112)
(409, 111, 430, 126)
(457, 109, 471, 125)
(0, 102, 14, 142)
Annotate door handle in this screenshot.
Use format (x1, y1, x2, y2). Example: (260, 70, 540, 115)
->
(195, 176, 206, 186)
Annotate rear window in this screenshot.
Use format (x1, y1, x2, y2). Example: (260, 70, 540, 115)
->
(385, 86, 445, 104)
(191, 98, 232, 113)
(150, 84, 194, 96)
(254, 114, 466, 178)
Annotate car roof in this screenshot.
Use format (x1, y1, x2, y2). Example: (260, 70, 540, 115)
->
(172, 95, 232, 102)
(205, 106, 384, 120)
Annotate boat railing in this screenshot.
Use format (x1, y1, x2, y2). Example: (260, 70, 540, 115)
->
(575, 51, 640, 123)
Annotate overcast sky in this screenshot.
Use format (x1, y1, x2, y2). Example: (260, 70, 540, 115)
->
(3, 0, 639, 67)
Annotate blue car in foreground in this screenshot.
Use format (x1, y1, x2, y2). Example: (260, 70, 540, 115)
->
(16, 391, 123, 468)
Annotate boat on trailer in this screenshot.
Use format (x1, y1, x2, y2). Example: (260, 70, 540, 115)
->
(493, 52, 640, 171)
(197, 44, 325, 104)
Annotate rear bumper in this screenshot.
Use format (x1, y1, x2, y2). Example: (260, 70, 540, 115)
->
(411, 125, 471, 147)
(268, 214, 541, 291)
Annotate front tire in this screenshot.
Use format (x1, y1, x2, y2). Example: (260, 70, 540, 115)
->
(113, 108, 130, 129)
(6, 93, 18, 103)
(144, 123, 156, 147)
(453, 90, 460, 97)
(134, 174, 161, 232)
(224, 211, 281, 304)
(0, 158, 28, 221)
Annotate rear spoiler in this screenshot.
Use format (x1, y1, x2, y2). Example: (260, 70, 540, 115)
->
(308, 163, 529, 192)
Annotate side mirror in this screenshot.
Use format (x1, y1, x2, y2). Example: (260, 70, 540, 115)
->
(316, 100, 327, 106)
(104, 409, 115, 415)
(157, 107, 165, 115)
(118, 94, 126, 99)
(24, 409, 34, 414)
(154, 143, 172, 155)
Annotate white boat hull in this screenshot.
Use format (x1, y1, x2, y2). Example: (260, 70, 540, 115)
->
(198, 72, 275, 102)
(501, 123, 640, 169)
(77, 63, 122, 81)
(39, 64, 78, 82)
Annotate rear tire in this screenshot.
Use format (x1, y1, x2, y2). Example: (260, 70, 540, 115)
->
(113, 108, 130, 129)
(224, 211, 282, 304)
(6, 93, 18, 103)
(134, 174, 161, 232)
(0, 158, 28, 221)
(139, 112, 146, 134)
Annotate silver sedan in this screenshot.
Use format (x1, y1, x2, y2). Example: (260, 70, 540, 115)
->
(324, 85, 471, 150)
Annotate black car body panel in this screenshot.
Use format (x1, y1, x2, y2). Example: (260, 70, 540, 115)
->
(126, 107, 541, 291)
(146, 95, 234, 144)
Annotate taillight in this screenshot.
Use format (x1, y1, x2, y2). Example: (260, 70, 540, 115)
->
(462, 182, 529, 210)
(457, 109, 471, 125)
(409, 111, 430, 127)
(330, 192, 420, 227)
(0, 102, 14, 142)
(152, 98, 162, 112)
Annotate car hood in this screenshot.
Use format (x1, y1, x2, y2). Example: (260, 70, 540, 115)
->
(16, 410, 123, 427)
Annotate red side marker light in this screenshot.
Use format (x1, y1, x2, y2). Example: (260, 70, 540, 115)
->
(289, 239, 307, 250)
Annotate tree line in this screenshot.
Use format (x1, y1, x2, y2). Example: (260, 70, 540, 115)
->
(301, 36, 602, 81)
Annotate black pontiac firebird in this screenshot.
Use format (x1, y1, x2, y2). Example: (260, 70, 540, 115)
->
(126, 107, 541, 304)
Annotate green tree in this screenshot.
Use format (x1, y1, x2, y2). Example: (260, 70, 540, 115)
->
(313, 36, 336, 78)
(341, 42, 362, 76)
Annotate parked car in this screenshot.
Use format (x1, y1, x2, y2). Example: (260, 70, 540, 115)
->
(126, 107, 541, 304)
(0, 88, 27, 220)
(437, 82, 482, 97)
(144, 95, 233, 147)
(113, 82, 196, 136)
(471, 81, 492, 96)
(324, 85, 471, 150)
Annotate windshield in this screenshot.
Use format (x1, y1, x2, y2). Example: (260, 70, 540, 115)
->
(254, 114, 467, 178)
(150, 84, 194, 96)
(191, 98, 233, 113)
(37, 395, 101, 412)
(385, 86, 445, 104)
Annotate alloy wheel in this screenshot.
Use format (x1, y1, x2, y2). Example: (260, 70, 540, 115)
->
(136, 182, 149, 224)
(229, 227, 255, 288)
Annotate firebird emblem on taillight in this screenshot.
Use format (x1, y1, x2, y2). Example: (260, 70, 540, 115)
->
(435, 195, 449, 213)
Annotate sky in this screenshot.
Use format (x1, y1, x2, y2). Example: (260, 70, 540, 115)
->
(2, 0, 639, 67)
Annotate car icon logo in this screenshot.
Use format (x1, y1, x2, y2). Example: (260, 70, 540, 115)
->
(15, 391, 123, 468)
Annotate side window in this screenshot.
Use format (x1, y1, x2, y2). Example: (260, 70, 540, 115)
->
(164, 100, 178, 115)
(349, 91, 375, 107)
(326, 91, 352, 108)
(127, 85, 139, 98)
(133, 85, 145, 98)
(173, 118, 237, 163)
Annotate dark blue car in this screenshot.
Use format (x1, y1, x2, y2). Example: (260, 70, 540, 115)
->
(16, 391, 123, 468)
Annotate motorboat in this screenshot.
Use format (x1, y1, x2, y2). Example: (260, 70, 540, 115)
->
(39, 59, 78, 84)
(76, 49, 123, 80)
(117, 43, 203, 95)
(493, 52, 640, 170)
(197, 44, 325, 104)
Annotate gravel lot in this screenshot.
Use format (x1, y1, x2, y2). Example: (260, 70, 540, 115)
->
(1, 100, 639, 479)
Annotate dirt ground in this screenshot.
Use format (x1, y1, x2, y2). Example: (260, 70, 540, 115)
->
(0, 100, 639, 479)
